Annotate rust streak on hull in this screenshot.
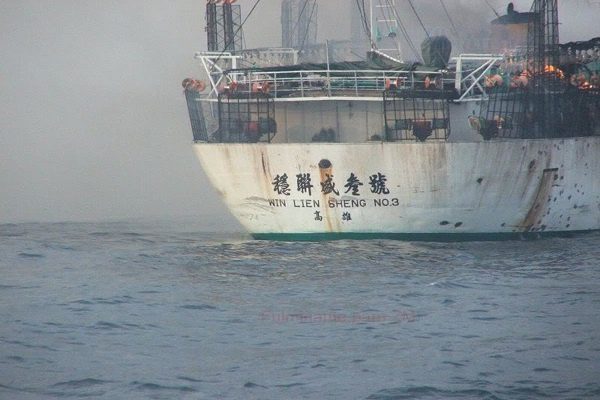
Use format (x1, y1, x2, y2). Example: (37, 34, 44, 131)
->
(520, 168, 558, 232)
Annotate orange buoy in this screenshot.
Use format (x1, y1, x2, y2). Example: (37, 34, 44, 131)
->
(261, 81, 270, 93)
(485, 74, 503, 88)
(424, 76, 431, 89)
(221, 80, 238, 94)
(193, 80, 206, 92)
(251, 81, 270, 93)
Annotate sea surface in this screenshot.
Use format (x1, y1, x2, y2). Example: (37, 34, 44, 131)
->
(1, 219, 600, 400)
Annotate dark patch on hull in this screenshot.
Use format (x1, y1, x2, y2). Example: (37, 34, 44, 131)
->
(260, 153, 268, 175)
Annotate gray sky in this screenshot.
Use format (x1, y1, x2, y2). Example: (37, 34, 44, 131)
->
(1, 0, 598, 225)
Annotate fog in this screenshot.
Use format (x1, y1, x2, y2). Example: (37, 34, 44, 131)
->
(1, 1, 598, 225)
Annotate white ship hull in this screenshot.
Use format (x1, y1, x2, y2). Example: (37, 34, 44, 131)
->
(193, 137, 600, 240)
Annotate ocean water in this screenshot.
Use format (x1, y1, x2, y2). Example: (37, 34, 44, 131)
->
(1, 220, 600, 400)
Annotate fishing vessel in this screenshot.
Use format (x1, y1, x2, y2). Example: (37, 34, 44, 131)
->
(183, 0, 600, 240)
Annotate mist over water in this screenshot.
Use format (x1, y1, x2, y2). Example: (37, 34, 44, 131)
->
(1, 0, 598, 224)
(2, 221, 600, 399)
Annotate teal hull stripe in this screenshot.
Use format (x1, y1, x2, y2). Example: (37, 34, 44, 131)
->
(252, 230, 599, 242)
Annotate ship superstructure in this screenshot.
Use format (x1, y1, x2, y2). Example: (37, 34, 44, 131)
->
(183, 0, 600, 240)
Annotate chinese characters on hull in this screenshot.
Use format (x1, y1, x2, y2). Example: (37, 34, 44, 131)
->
(273, 171, 390, 197)
(296, 173, 314, 196)
(344, 173, 363, 196)
(272, 174, 291, 196)
(270, 170, 396, 223)
(369, 173, 390, 195)
(321, 174, 340, 196)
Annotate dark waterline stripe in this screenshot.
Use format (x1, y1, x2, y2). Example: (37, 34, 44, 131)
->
(252, 229, 600, 242)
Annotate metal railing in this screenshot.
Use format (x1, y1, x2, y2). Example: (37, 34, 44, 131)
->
(220, 69, 452, 99)
(451, 54, 505, 101)
(194, 51, 506, 102)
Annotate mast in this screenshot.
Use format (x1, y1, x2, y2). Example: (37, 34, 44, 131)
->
(528, 0, 559, 75)
(370, 0, 374, 48)
(527, 0, 561, 137)
(281, 0, 317, 49)
(206, 1, 218, 52)
(222, 0, 235, 51)
(368, 0, 404, 60)
(205, 0, 243, 52)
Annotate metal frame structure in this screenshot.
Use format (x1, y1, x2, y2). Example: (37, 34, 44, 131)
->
(452, 54, 504, 101)
(195, 52, 503, 102)
(206, 1, 242, 52)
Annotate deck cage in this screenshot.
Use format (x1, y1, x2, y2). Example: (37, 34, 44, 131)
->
(478, 0, 600, 139)
(184, 88, 209, 142)
(188, 52, 527, 143)
(383, 88, 451, 141)
(525, 0, 563, 138)
(478, 86, 527, 139)
(480, 85, 600, 140)
(216, 92, 277, 143)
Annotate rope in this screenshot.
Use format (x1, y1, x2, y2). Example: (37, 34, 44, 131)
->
(299, 0, 318, 54)
(439, 0, 459, 37)
(289, 0, 310, 48)
(407, 0, 430, 39)
(387, 0, 421, 60)
(354, 0, 376, 49)
(483, 0, 501, 18)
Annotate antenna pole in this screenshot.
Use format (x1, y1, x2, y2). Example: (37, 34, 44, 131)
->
(370, 0, 374, 49)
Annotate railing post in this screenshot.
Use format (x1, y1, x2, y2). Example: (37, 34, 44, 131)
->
(355, 71, 358, 96)
(300, 71, 304, 97)
(325, 40, 331, 97)
(455, 55, 463, 94)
